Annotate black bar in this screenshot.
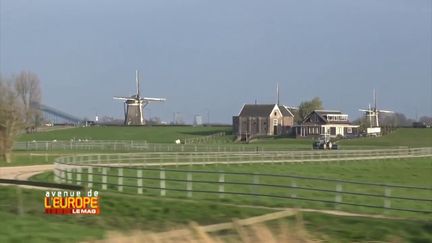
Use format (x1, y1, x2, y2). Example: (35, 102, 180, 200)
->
(0, 179, 83, 190)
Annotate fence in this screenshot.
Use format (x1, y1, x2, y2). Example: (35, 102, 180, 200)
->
(183, 132, 227, 144)
(53, 147, 432, 215)
(14, 140, 149, 151)
(53, 147, 432, 167)
(14, 140, 267, 152)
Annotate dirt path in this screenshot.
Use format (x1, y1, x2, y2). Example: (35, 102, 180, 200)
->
(0, 164, 53, 180)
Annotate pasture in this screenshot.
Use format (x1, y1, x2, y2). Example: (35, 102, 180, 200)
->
(2, 185, 432, 242)
(1, 126, 431, 242)
(18, 125, 232, 143)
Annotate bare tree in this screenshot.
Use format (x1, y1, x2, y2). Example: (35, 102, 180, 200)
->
(0, 78, 25, 163)
(14, 71, 42, 132)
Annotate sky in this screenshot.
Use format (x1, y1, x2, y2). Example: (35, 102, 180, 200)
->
(1, 0, 431, 124)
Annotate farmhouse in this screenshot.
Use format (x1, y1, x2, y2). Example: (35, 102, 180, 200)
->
(295, 110, 359, 138)
(233, 104, 294, 141)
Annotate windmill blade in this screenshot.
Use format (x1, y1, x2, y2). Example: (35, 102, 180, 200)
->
(142, 97, 166, 102)
(113, 96, 135, 101)
(136, 70, 140, 98)
(378, 110, 394, 113)
(359, 109, 371, 112)
(373, 88, 377, 110)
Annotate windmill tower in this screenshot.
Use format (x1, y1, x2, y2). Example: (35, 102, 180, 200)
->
(359, 89, 393, 136)
(114, 70, 166, 125)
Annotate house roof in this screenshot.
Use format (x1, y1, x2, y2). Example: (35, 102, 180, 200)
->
(239, 104, 276, 117)
(315, 110, 343, 115)
(302, 110, 351, 125)
(279, 106, 294, 117)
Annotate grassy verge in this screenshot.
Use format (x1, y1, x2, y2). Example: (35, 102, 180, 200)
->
(0, 186, 270, 243)
(1, 186, 431, 242)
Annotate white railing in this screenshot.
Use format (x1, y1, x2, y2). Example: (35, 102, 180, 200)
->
(53, 147, 432, 167)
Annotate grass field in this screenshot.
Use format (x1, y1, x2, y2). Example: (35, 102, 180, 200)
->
(18, 126, 232, 143)
(339, 128, 432, 147)
(4, 127, 429, 168)
(252, 128, 432, 148)
(18, 127, 432, 148)
(2, 127, 431, 242)
(1, 186, 431, 243)
(32, 157, 432, 219)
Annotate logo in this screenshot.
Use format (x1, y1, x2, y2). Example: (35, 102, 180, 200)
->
(44, 190, 100, 215)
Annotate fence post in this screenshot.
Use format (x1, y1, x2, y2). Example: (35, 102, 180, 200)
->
(187, 172, 193, 198)
(160, 168, 166, 196)
(88, 167, 93, 188)
(252, 173, 259, 199)
(67, 167, 72, 183)
(102, 167, 107, 190)
(335, 183, 343, 209)
(291, 180, 297, 198)
(118, 168, 123, 192)
(384, 186, 391, 209)
(54, 164, 60, 183)
(219, 171, 225, 199)
(137, 169, 143, 194)
(60, 164, 66, 183)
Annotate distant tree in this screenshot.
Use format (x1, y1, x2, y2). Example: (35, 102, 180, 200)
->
(0, 78, 25, 163)
(381, 112, 415, 127)
(14, 71, 42, 132)
(295, 97, 323, 124)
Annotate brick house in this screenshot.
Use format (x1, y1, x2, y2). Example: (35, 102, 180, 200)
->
(233, 104, 294, 141)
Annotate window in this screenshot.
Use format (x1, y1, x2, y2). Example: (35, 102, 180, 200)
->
(273, 119, 278, 126)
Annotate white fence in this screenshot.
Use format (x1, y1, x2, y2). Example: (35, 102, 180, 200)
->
(53, 147, 432, 215)
(53, 147, 432, 167)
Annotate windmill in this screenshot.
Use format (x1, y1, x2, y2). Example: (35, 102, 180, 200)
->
(358, 89, 393, 136)
(113, 70, 166, 125)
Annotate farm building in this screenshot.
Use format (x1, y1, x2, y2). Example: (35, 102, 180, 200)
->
(294, 110, 359, 138)
(233, 104, 294, 141)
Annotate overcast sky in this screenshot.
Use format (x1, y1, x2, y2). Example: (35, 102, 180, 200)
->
(1, 0, 431, 124)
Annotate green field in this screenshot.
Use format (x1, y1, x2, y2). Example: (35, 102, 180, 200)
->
(2, 127, 431, 242)
(1, 186, 431, 243)
(339, 128, 432, 147)
(32, 157, 432, 219)
(252, 128, 432, 148)
(16, 127, 432, 149)
(18, 126, 232, 143)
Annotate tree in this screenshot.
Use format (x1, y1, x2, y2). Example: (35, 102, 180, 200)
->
(381, 112, 415, 127)
(14, 71, 42, 132)
(0, 78, 25, 163)
(295, 97, 323, 124)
